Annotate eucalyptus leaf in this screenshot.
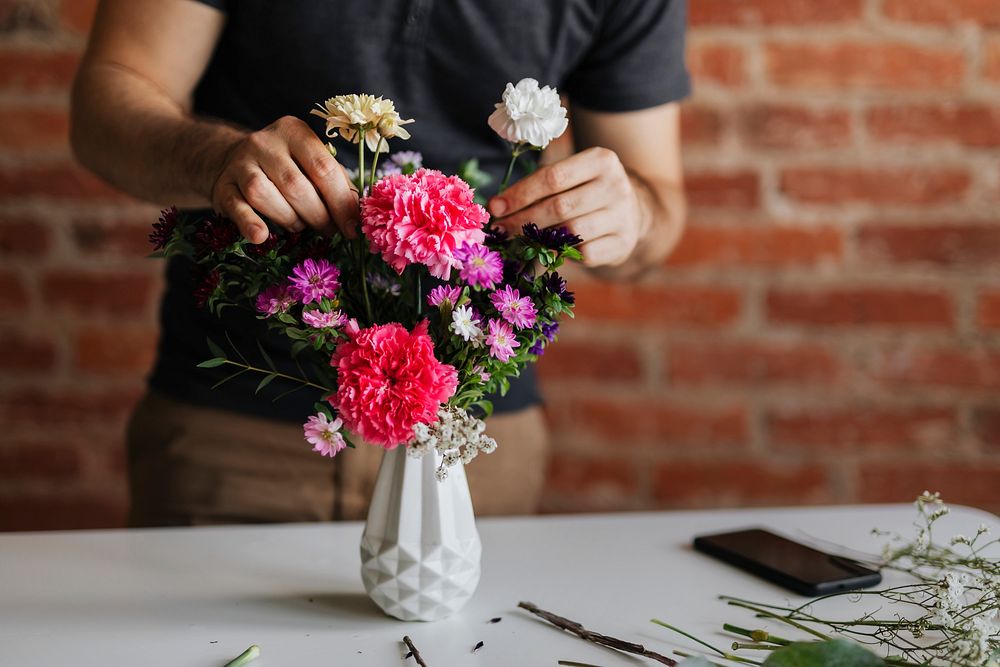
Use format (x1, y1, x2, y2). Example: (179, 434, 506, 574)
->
(256, 340, 276, 371)
(255, 373, 278, 394)
(206, 337, 227, 359)
(763, 639, 885, 667)
(196, 357, 227, 368)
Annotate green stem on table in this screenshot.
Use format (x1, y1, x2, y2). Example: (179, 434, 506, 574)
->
(223, 645, 259, 667)
(721, 599, 833, 642)
(217, 359, 332, 393)
(651, 619, 727, 658)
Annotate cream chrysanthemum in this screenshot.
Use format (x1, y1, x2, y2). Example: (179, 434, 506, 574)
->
(310, 94, 413, 152)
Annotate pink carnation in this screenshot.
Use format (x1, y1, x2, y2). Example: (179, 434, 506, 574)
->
(361, 169, 489, 279)
(330, 320, 458, 448)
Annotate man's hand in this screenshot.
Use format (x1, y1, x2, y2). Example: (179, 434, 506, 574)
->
(489, 147, 643, 268)
(211, 116, 359, 244)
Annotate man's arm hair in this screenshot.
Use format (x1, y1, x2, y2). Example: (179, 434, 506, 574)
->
(70, 0, 241, 207)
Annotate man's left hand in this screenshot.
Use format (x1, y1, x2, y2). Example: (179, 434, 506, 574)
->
(488, 146, 645, 268)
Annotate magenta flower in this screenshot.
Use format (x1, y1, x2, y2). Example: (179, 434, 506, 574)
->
(255, 284, 295, 317)
(289, 258, 340, 304)
(485, 318, 520, 362)
(303, 413, 347, 458)
(472, 364, 491, 383)
(456, 242, 503, 289)
(427, 285, 462, 308)
(302, 308, 347, 329)
(489, 284, 537, 329)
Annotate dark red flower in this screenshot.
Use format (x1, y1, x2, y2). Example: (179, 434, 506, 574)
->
(193, 268, 221, 308)
(194, 214, 239, 254)
(149, 206, 179, 250)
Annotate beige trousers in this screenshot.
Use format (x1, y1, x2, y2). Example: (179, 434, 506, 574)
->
(125, 391, 549, 526)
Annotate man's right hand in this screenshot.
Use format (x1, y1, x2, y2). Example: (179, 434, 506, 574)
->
(212, 116, 360, 243)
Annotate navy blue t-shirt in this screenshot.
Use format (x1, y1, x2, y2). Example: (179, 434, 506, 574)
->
(150, 0, 690, 422)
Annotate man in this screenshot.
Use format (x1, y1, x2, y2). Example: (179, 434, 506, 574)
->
(70, 0, 689, 525)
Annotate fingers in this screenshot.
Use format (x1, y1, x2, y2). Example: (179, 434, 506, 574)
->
(214, 181, 269, 244)
(288, 133, 360, 239)
(256, 149, 332, 232)
(236, 166, 302, 231)
(495, 179, 611, 233)
(488, 146, 614, 219)
(578, 232, 631, 268)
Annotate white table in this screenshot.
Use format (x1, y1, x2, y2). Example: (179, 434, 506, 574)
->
(1, 504, 996, 666)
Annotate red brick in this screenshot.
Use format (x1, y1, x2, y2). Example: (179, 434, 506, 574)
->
(870, 347, 1000, 390)
(0, 108, 69, 150)
(0, 49, 80, 91)
(73, 325, 158, 374)
(667, 225, 842, 267)
(767, 406, 957, 450)
(867, 105, 1000, 147)
(741, 105, 852, 150)
(688, 43, 745, 88)
(0, 164, 128, 201)
(60, 0, 99, 33)
(0, 329, 56, 371)
(0, 387, 141, 426)
(977, 291, 1000, 331)
(681, 105, 724, 146)
(547, 398, 747, 446)
(691, 0, 862, 25)
(572, 282, 743, 328)
(0, 1, 57, 32)
(780, 168, 970, 205)
(883, 0, 1000, 26)
(0, 443, 81, 480)
(0, 269, 27, 313)
(42, 270, 157, 316)
(668, 341, 839, 386)
(0, 496, 126, 531)
(0, 219, 51, 257)
(538, 340, 642, 382)
(543, 454, 639, 511)
(686, 170, 760, 209)
(72, 217, 158, 257)
(986, 37, 1000, 83)
(858, 464, 1000, 512)
(766, 42, 964, 91)
(858, 225, 1000, 267)
(972, 408, 1000, 449)
(652, 461, 830, 507)
(767, 288, 953, 328)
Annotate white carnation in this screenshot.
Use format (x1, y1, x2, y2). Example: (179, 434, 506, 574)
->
(487, 78, 568, 149)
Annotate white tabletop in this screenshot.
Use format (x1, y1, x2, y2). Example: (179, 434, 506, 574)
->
(1, 504, 996, 666)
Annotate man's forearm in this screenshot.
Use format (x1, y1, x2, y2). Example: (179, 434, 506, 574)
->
(71, 60, 245, 207)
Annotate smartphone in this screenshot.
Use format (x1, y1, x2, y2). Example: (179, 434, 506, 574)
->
(693, 528, 882, 596)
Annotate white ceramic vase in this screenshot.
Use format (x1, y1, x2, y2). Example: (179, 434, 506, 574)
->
(359, 445, 481, 621)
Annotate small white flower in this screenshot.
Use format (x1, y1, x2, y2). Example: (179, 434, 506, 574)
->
(487, 78, 568, 149)
(450, 305, 483, 345)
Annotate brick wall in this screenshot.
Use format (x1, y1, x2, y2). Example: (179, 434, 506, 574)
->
(0, 0, 998, 530)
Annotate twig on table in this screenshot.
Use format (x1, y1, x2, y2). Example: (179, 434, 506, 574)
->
(403, 635, 428, 666)
(222, 644, 259, 667)
(517, 601, 677, 666)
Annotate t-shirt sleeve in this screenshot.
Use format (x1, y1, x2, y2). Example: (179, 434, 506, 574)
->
(564, 0, 691, 112)
(188, 0, 226, 11)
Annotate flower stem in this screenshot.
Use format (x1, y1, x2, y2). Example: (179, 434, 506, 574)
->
(416, 272, 422, 317)
(223, 645, 259, 667)
(369, 137, 384, 190)
(498, 145, 522, 194)
(220, 359, 332, 393)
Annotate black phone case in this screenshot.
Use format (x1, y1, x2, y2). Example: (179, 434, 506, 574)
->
(693, 532, 883, 596)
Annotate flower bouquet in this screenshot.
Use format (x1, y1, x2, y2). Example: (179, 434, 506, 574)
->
(150, 79, 580, 620)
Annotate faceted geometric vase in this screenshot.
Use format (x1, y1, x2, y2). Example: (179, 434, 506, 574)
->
(359, 445, 482, 621)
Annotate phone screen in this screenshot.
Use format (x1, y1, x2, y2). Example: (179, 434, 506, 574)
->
(693, 528, 881, 594)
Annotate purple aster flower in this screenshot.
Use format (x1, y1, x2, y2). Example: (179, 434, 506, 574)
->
(301, 308, 347, 329)
(485, 318, 520, 362)
(541, 321, 560, 342)
(289, 258, 340, 304)
(255, 284, 295, 316)
(455, 242, 503, 289)
(149, 206, 179, 250)
(472, 364, 490, 383)
(390, 151, 423, 171)
(489, 284, 537, 329)
(502, 258, 532, 283)
(247, 230, 281, 256)
(427, 285, 462, 308)
(521, 222, 582, 249)
(528, 340, 545, 356)
(542, 272, 575, 305)
(483, 225, 508, 246)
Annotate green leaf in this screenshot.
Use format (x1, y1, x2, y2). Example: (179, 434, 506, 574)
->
(255, 373, 278, 394)
(313, 402, 333, 420)
(256, 339, 276, 371)
(206, 337, 227, 359)
(290, 340, 310, 357)
(197, 357, 228, 368)
(763, 640, 885, 667)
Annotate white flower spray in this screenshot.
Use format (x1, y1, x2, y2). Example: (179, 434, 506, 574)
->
(408, 406, 497, 480)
